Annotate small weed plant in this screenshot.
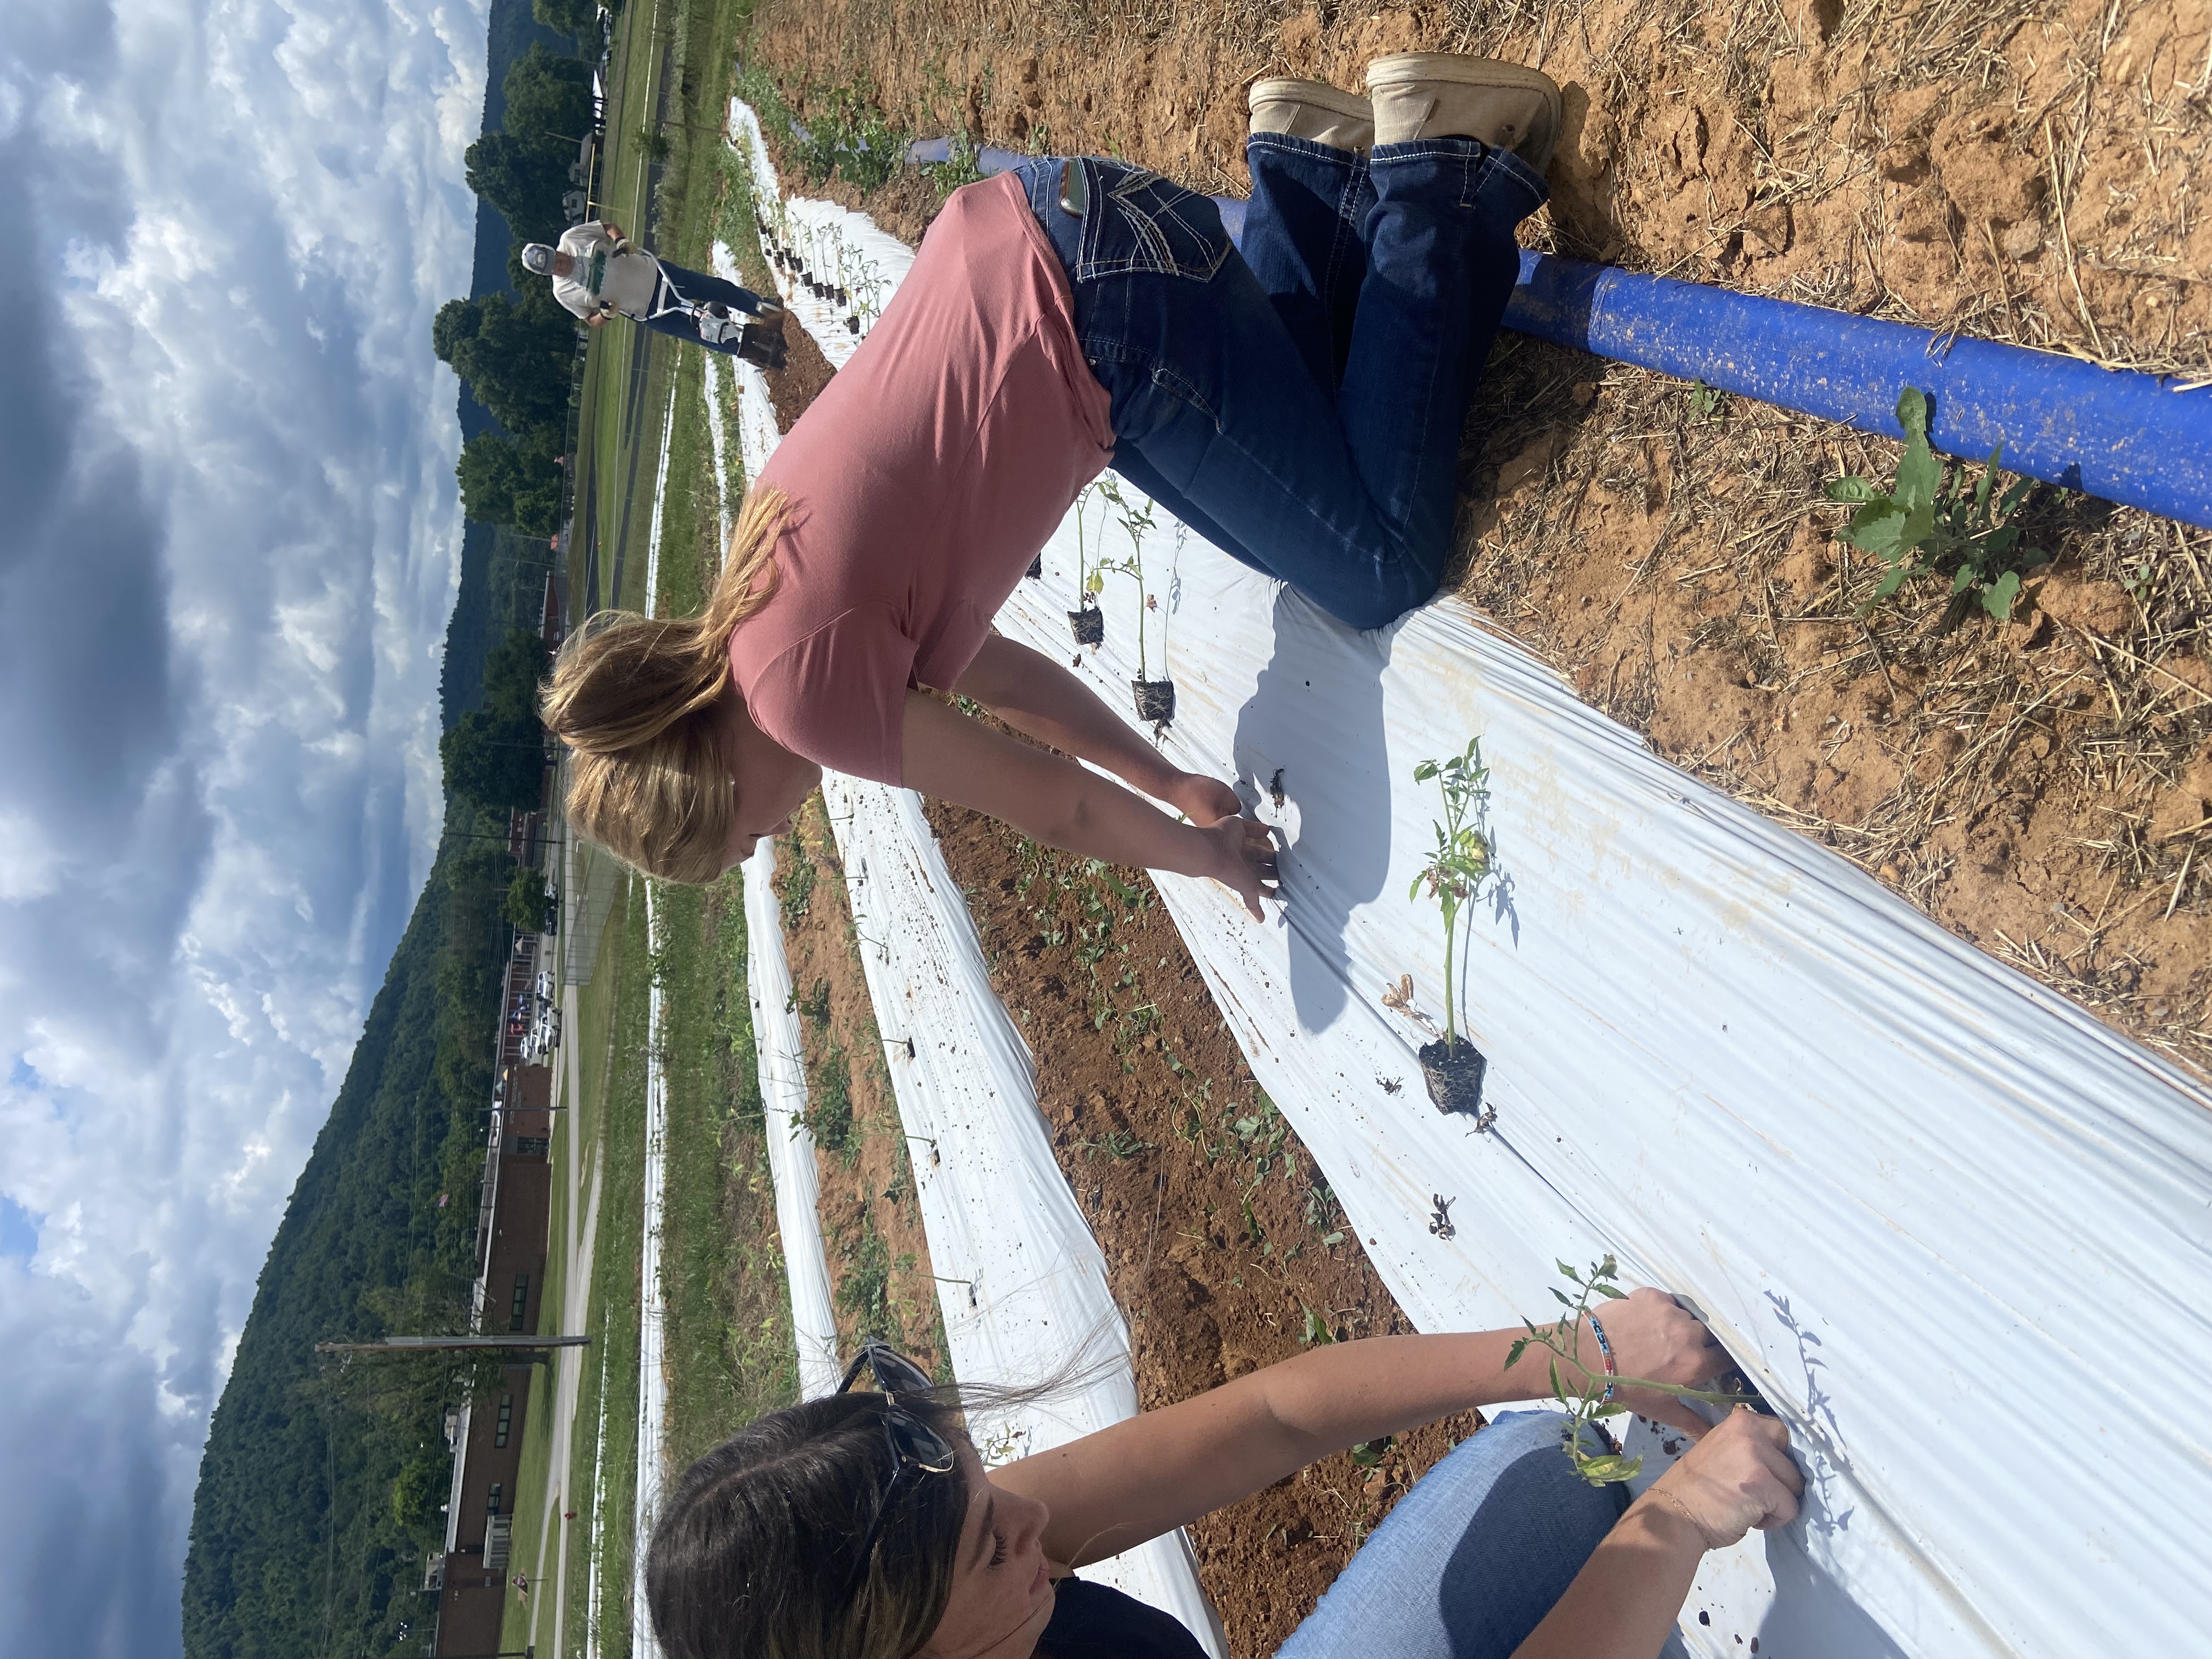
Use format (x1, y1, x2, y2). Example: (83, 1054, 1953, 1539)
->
(776, 836, 817, 929)
(1826, 387, 2047, 625)
(1410, 739, 1496, 1052)
(801, 1041, 855, 1154)
(1073, 1129, 1155, 1161)
(833, 1220, 896, 1341)
(1506, 1255, 1759, 1485)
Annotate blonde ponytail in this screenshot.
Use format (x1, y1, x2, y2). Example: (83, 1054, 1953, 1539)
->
(543, 488, 788, 884)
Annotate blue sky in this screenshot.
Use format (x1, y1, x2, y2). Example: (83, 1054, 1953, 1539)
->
(0, 3, 483, 1654)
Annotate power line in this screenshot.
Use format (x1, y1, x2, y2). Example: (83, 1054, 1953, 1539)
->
(315, 1335, 591, 1353)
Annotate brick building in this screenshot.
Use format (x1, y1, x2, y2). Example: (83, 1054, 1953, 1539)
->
(427, 987, 556, 1657)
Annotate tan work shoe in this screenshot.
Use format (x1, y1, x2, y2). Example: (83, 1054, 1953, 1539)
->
(1249, 77, 1375, 151)
(1364, 53, 1563, 171)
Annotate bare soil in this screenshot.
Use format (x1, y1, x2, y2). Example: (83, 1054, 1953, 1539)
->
(759, 313, 839, 433)
(745, 2, 2212, 1079)
(773, 792, 953, 1377)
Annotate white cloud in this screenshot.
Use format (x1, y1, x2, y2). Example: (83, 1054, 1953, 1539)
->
(0, 2, 490, 1654)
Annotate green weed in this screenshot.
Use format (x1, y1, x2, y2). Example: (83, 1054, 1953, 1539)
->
(789, 976, 831, 1025)
(739, 64, 910, 192)
(776, 833, 817, 929)
(802, 1041, 854, 1154)
(1302, 1179, 1343, 1239)
(833, 1221, 897, 1343)
(1825, 387, 2049, 625)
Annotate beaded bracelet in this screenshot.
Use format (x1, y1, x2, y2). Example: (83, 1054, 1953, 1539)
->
(1586, 1313, 1620, 1401)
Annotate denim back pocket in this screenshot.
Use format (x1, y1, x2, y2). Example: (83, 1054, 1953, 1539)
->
(1075, 161, 1232, 282)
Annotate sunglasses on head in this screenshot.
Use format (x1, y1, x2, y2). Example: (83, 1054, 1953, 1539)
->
(837, 1345, 960, 1601)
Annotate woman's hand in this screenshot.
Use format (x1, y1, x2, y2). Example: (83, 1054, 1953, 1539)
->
(1637, 1409, 1802, 1551)
(1153, 769, 1276, 921)
(1197, 814, 1279, 921)
(1506, 1410, 1802, 1659)
(1565, 1288, 1734, 1437)
(1161, 771, 1244, 828)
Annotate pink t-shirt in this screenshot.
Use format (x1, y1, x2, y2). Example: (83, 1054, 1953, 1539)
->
(729, 173, 1114, 785)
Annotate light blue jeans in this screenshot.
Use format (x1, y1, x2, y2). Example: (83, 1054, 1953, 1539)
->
(1275, 1413, 1629, 1659)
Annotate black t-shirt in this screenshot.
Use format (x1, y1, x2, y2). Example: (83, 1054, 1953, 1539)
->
(1037, 1577, 1210, 1659)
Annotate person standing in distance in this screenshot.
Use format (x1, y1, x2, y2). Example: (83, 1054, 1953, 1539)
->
(523, 219, 788, 368)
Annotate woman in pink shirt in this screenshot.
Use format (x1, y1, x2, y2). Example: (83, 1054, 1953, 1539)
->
(545, 54, 1559, 912)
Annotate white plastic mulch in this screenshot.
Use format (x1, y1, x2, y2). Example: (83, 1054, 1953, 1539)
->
(739, 836, 844, 1401)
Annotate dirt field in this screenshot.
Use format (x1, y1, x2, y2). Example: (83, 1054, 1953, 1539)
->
(773, 793, 953, 1376)
(749, 0, 2212, 1081)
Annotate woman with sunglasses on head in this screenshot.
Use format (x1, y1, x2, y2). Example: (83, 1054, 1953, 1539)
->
(647, 1291, 1801, 1659)
(543, 55, 1573, 917)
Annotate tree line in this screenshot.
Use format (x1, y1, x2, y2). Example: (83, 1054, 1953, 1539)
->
(184, 623, 561, 1656)
(435, 25, 612, 535)
(180, 817, 536, 1658)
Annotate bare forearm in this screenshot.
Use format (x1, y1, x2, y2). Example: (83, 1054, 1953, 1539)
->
(1249, 1332, 1582, 1461)
(1511, 1503, 1706, 1659)
(1030, 764, 1214, 878)
(1012, 1330, 1577, 1565)
(955, 637, 1179, 798)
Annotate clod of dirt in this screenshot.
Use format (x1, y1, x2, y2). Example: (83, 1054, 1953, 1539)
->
(1932, 105, 2048, 230)
(2150, 742, 2212, 840)
(1777, 522, 1832, 598)
(2034, 569, 2134, 638)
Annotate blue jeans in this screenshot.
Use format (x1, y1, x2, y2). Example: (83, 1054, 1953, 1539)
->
(1276, 1413, 1629, 1659)
(1015, 139, 1545, 630)
(640, 261, 774, 354)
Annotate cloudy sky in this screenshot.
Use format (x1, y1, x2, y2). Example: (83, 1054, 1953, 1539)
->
(0, 3, 486, 1654)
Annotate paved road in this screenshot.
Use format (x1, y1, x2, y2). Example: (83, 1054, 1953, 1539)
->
(527, 982, 606, 1659)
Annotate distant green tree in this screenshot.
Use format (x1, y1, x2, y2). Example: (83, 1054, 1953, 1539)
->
(442, 710, 547, 812)
(455, 430, 563, 536)
(504, 865, 551, 934)
(440, 628, 553, 810)
(388, 1440, 450, 1530)
(636, 125, 673, 163)
(483, 624, 551, 722)
(433, 291, 573, 436)
(503, 44, 595, 147)
(464, 129, 570, 246)
(533, 0, 604, 39)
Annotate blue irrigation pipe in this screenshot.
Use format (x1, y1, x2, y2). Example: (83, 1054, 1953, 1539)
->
(898, 138, 2212, 529)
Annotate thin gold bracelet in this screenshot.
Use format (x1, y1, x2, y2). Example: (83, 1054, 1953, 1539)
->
(1644, 1484, 1727, 1551)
